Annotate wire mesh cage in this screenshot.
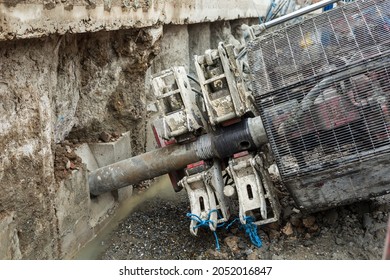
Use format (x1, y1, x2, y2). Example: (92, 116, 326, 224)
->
(248, 0, 390, 179)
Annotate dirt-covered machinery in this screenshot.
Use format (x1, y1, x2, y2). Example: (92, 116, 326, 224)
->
(250, 0, 390, 211)
(89, 0, 390, 238)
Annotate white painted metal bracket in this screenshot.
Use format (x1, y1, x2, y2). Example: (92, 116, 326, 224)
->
(179, 160, 230, 236)
(227, 153, 280, 225)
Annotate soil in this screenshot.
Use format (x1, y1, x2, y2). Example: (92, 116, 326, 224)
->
(0, 37, 61, 259)
(98, 176, 389, 260)
(53, 130, 130, 181)
(53, 142, 83, 181)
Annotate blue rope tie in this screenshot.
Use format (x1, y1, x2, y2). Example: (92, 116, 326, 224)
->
(226, 217, 239, 230)
(186, 209, 222, 251)
(186, 212, 262, 250)
(240, 216, 262, 248)
(226, 216, 263, 248)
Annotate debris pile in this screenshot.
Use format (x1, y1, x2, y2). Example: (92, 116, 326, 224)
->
(54, 142, 82, 180)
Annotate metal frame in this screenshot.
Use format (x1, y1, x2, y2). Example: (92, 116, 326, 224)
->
(226, 153, 280, 225)
(178, 160, 230, 236)
(194, 43, 256, 126)
(152, 66, 205, 141)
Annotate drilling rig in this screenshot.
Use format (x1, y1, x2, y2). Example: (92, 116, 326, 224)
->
(89, 0, 390, 238)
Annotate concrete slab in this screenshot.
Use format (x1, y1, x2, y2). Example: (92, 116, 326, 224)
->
(89, 193, 116, 228)
(87, 132, 134, 214)
(54, 169, 93, 258)
(75, 143, 99, 172)
(0, 0, 272, 41)
(89, 132, 132, 168)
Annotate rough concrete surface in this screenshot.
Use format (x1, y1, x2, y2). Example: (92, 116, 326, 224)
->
(0, 0, 272, 41)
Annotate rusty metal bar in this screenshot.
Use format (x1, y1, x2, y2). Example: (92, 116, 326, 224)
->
(88, 116, 267, 196)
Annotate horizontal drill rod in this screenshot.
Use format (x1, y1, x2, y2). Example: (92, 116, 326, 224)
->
(88, 116, 267, 195)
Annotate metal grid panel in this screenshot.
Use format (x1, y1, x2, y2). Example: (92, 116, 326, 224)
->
(248, 0, 390, 179)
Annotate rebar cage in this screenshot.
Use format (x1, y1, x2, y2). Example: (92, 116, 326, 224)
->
(248, 0, 390, 179)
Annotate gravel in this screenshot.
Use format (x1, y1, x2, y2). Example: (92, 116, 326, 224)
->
(98, 177, 389, 260)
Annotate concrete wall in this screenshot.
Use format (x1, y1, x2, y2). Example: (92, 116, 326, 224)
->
(0, 0, 272, 41)
(0, 1, 272, 259)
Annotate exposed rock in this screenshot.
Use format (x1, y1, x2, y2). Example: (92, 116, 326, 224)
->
(283, 206, 294, 220)
(290, 215, 302, 227)
(99, 190, 390, 260)
(99, 131, 112, 143)
(269, 229, 281, 240)
(247, 251, 258, 260)
(303, 216, 316, 228)
(335, 237, 345, 245)
(65, 159, 71, 169)
(308, 224, 320, 233)
(363, 213, 373, 230)
(282, 222, 294, 236)
(266, 222, 280, 231)
(238, 240, 248, 250)
(224, 236, 240, 253)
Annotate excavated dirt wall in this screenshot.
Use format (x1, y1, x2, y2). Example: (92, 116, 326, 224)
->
(0, 15, 260, 259)
(0, 37, 59, 259)
(0, 23, 166, 258)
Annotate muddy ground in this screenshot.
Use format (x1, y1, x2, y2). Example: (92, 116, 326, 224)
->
(82, 176, 390, 260)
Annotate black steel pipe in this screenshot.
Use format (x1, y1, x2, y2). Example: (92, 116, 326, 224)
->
(89, 142, 198, 196)
(88, 116, 267, 196)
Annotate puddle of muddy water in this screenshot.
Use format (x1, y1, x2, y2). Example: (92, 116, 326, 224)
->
(73, 175, 176, 260)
